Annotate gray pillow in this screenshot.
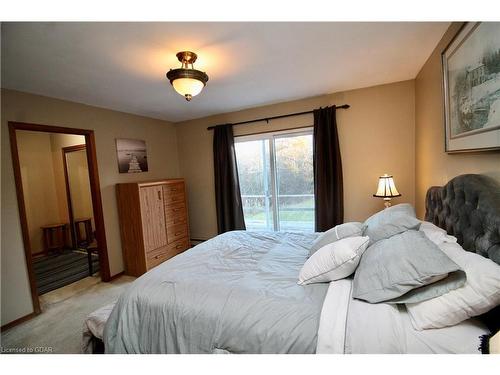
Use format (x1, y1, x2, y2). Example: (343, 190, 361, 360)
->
(364, 203, 421, 244)
(309, 222, 366, 257)
(352, 230, 466, 304)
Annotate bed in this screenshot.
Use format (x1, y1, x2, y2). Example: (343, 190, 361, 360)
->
(99, 174, 500, 354)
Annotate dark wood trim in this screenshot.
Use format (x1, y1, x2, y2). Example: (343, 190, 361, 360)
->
(62, 144, 87, 249)
(0, 312, 38, 332)
(8, 121, 94, 135)
(109, 271, 125, 281)
(8, 123, 42, 315)
(85, 130, 111, 281)
(7, 121, 112, 324)
(63, 144, 87, 153)
(32, 250, 47, 257)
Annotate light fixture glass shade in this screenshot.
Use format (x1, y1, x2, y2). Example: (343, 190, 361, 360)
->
(172, 78, 205, 98)
(166, 51, 209, 101)
(373, 174, 401, 198)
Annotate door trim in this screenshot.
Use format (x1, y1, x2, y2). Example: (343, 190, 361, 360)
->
(8, 121, 111, 318)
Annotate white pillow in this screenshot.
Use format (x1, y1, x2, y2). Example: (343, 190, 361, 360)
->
(298, 236, 369, 285)
(419, 221, 457, 246)
(309, 222, 366, 257)
(406, 241, 500, 330)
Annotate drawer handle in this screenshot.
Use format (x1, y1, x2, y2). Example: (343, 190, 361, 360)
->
(154, 255, 160, 259)
(176, 244, 182, 249)
(175, 231, 183, 236)
(157, 191, 162, 200)
(171, 188, 177, 192)
(173, 208, 181, 212)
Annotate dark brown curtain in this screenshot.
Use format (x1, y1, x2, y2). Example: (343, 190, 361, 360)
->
(313, 106, 344, 231)
(213, 124, 246, 234)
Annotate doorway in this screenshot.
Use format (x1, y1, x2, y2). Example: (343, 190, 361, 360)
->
(8, 121, 110, 315)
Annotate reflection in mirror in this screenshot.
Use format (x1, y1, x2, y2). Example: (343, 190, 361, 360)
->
(15, 129, 106, 296)
(64, 145, 98, 278)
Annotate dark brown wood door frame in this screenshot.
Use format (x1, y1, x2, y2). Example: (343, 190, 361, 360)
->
(62, 144, 87, 249)
(8, 121, 111, 316)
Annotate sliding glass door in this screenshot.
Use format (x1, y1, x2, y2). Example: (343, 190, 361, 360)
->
(234, 138, 274, 231)
(274, 132, 314, 231)
(235, 128, 314, 232)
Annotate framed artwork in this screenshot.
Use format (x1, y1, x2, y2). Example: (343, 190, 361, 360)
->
(442, 22, 500, 153)
(116, 138, 148, 173)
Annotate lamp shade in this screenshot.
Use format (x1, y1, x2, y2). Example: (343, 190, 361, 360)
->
(172, 77, 205, 98)
(373, 174, 401, 198)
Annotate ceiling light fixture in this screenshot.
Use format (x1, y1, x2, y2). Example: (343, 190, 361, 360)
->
(166, 51, 209, 101)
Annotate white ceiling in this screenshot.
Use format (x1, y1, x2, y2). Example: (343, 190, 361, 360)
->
(1, 22, 449, 122)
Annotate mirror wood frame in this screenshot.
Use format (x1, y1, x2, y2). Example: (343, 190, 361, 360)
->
(7, 121, 111, 317)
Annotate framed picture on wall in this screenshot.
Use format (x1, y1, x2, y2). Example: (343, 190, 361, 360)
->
(442, 22, 500, 153)
(116, 138, 149, 173)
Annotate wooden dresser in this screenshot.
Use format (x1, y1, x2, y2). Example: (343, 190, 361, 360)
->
(116, 179, 190, 276)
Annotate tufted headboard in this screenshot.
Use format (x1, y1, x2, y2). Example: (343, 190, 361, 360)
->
(425, 174, 500, 265)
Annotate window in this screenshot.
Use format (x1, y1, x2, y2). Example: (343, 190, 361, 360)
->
(235, 128, 314, 232)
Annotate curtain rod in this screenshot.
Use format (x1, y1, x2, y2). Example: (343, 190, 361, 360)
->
(206, 104, 350, 130)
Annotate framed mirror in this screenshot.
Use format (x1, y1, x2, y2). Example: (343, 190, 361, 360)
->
(62, 144, 95, 249)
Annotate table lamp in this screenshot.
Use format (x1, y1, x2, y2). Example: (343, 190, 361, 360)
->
(373, 174, 401, 208)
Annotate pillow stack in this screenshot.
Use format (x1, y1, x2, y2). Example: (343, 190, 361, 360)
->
(351, 204, 465, 304)
(356, 204, 500, 331)
(299, 203, 500, 333)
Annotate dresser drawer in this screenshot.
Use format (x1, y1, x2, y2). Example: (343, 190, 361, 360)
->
(163, 182, 185, 197)
(168, 237, 190, 255)
(146, 245, 176, 270)
(163, 192, 185, 207)
(163, 183, 185, 206)
(164, 201, 187, 220)
(167, 222, 189, 243)
(166, 211, 187, 226)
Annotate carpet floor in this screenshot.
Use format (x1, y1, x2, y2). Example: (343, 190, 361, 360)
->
(33, 249, 100, 295)
(0, 275, 135, 354)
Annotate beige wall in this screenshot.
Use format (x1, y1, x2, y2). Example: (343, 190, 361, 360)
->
(1, 89, 180, 326)
(415, 23, 500, 218)
(176, 80, 416, 240)
(16, 131, 62, 254)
